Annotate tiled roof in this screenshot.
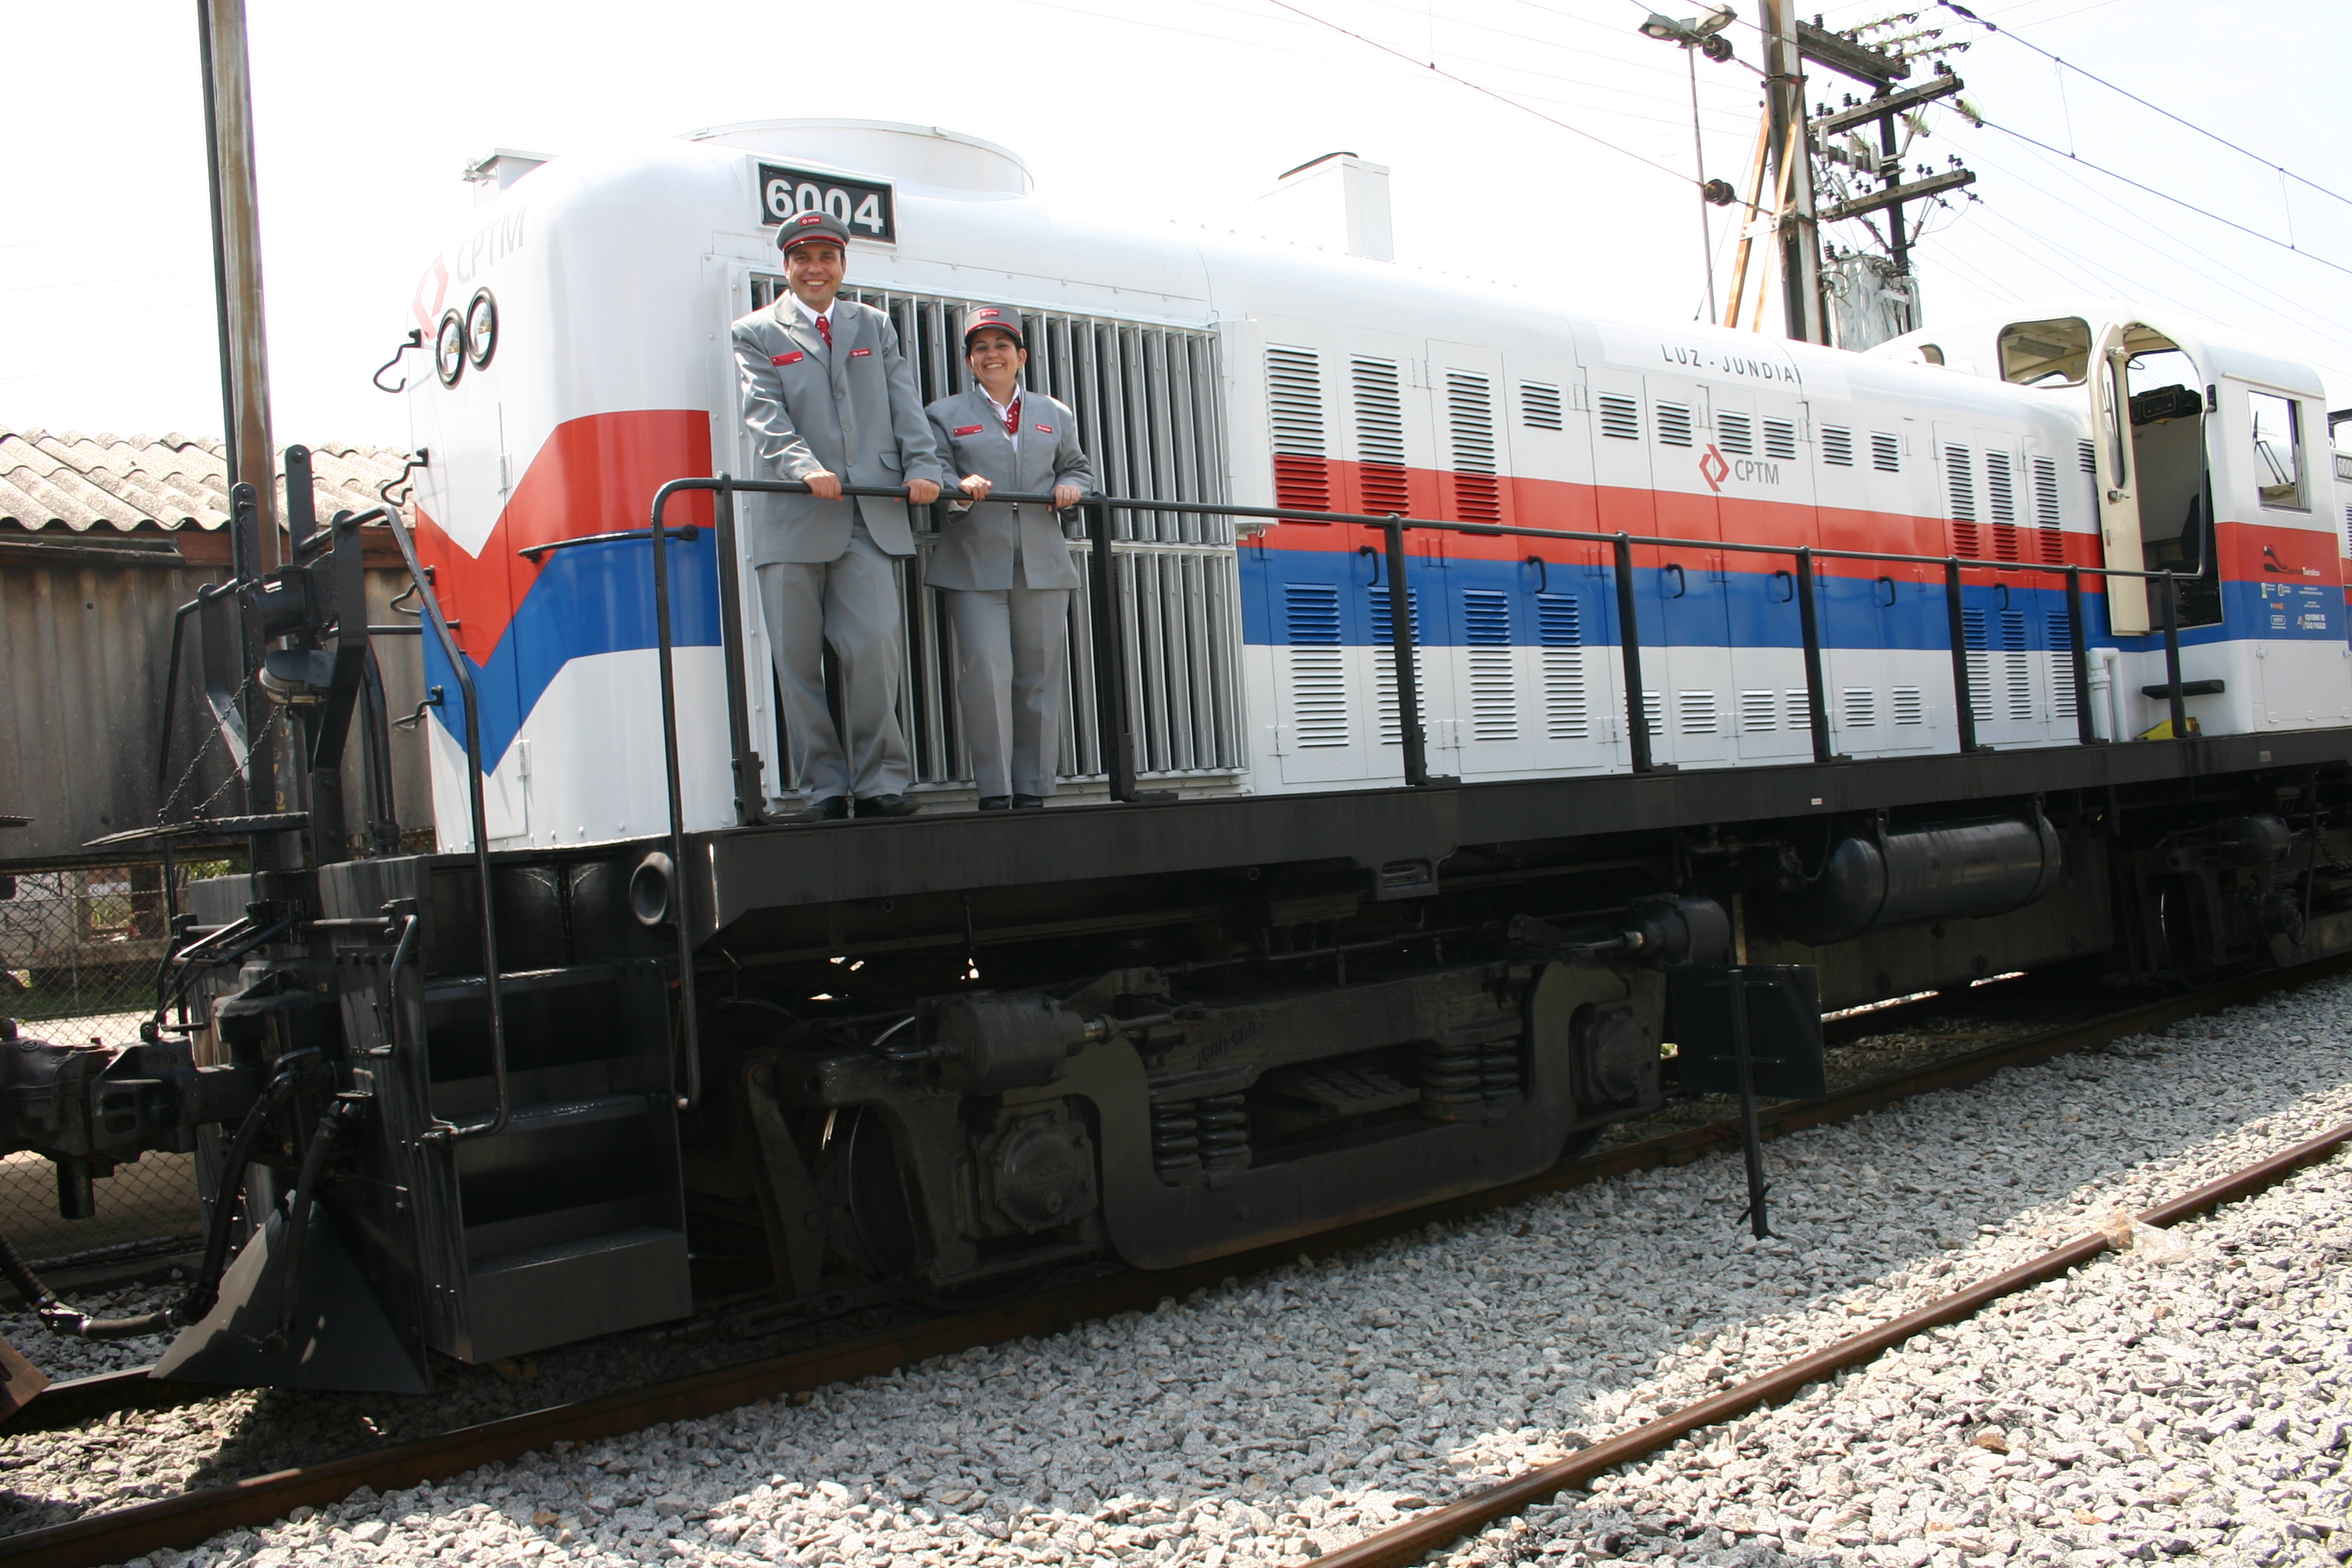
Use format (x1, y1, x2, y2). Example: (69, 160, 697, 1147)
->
(0, 428, 415, 534)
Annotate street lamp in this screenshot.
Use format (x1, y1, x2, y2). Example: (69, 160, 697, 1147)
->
(1638, 5, 1739, 322)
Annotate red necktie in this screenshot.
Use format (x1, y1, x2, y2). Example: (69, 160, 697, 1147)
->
(1002, 394, 1020, 436)
(816, 315, 831, 350)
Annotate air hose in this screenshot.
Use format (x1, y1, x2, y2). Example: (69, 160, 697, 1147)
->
(7, 1063, 304, 1341)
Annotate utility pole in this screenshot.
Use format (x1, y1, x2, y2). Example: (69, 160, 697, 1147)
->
(1757, 0, 1826, 345)
(198, 0, 278, 567)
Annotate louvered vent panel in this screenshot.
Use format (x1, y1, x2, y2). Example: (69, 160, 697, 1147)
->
(1521, 382, 1565, 431)
(1822, 426, 1854, 466)
(1945, 445, 1980, 558)
(1642, 691, 1664, 736)
(1599, 394, 1641, 441)
(1987, 451, 2020, 561)
(2001, 609, 2034, 721)
(2047, 611, 2079, 720)
(1872, 432, 1902, 472)
(2079, 439, 2096, 474)
(1840, 688, 1877, 728)
(1739, 690, 1778, 732)
(1657, 403, 1695, 448)
(1785, 689, 1811, 732)
(1267, 346, 1329, 514)
(2344, 505, 2352, 554)
(1677, 690, 1720, 736)
(1462, 590, 1516, 742)
(1283, 583, 1348, 749)
(1764, 418, 1798, 461)
(1716, 411, 1753, 456)
(1537, 595, 1586, 740)
(1445, 371, 1501, 523)
(1892, 686, 1926, 726)
(1962, 606, 1993, 717)
(2033, 456, 2065, 564)
(1351, 357, 1410, 515)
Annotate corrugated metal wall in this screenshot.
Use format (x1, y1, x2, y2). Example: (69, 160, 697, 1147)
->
(0, 558, 433, 868)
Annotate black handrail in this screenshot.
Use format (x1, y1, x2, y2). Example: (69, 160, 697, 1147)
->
(642, 475, 2206, 813)
(373, 505, 510, 1144)
(646, 480, 706, 1116)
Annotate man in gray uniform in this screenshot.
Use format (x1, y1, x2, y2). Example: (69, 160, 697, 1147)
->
(730, 210, 946, 820)
(926, 305, 1094, 809)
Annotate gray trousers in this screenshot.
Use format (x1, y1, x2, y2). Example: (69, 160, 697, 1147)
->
(756, 525, 911, 803)
(942, 586, 1071, 799)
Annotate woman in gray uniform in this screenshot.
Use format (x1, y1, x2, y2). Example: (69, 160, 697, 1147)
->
(926, 306, 1095, 810)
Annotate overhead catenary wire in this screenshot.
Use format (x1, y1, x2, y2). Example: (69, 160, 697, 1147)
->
(1264, 0, 1712, 191)
(1947, 132, 2352, 364)
(1935, 0, 2352, 211)
(1964, 117, 2352, 282)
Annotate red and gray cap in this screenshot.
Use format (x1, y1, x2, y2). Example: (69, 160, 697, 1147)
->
(778, 210, 851, 253)
(961, 305, 1026, 348)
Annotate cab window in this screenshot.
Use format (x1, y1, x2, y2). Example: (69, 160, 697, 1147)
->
(2249, 390, 2304, 508)
(1999, 318, 2089, 387)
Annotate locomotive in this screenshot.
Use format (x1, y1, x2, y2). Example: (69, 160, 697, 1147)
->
(5, 119, 2348, 1391)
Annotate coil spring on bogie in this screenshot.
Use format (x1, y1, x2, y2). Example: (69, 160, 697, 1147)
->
(1418, 1040, 1485, 1114)
(1151, 1100, 1203, 1185)
(1480, 1040, 1523, 1102)
(1421, 1024, 1525, 1119)
(1196, 1093, 1250, 1172)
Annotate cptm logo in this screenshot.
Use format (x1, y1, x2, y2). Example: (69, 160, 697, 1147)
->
(1699, 445, 1780, 493)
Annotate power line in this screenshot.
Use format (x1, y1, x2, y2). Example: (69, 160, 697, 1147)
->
(1936, 0, 2352, 210)
(1968, 116, 2352, 281)
(1263, 0, 1711, 189)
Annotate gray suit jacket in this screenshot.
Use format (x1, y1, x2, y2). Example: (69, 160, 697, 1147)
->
(923, 387, 1094, 591)
(730, 297, 948, 564)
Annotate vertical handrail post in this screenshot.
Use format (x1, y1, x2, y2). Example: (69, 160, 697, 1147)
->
(1612, 532, 1655, 773)
(646, 482, 702, 1113)
(2066, 565, 2099, 746)
(2160, 570, 2188, 740)
(710, 475, 766, 825)
(1943, 557, 1980, 755)
(1382, 517, 1432, 787)
(380, 501, 506, 1143)
(1086, 498, 1140, 802)
(1795, 546, 1834, 764)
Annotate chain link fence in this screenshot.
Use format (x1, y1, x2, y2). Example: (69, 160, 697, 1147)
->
(2, 857, 240, 1268)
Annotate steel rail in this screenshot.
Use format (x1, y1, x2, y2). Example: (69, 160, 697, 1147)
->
(4, 955, 2343, 1567)
(1308, 1119, 2352, 1568)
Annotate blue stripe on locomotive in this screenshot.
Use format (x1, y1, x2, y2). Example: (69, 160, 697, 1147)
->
(1238, 547, 2334, 655)
(422, 532, 723, 771)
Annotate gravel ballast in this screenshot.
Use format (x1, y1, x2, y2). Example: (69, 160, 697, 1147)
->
(22, 977, 2352, 1568)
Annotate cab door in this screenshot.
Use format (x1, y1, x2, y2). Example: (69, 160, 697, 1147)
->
(2092, 323, 2151, 635)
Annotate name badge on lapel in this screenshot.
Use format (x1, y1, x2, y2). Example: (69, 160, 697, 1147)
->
(952, 424, 985, 436)
(771, 351, 804, 365)
(1034, 423, 1054, 434)
(849, 347, 873, 358)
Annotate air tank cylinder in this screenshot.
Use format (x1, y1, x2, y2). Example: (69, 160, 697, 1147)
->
(1767, 815, 2063, 946)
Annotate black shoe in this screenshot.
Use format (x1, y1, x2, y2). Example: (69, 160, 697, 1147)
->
(855, 794, 920, 818)
(1011, 794, 1047, 811)
(976, 795, 1012, 812)
(789, 796, 849, 822)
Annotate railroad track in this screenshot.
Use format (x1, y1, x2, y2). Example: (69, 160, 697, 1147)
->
(3, 955, 2344, 1568)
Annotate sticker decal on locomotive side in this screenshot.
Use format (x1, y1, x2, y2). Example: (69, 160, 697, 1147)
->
(1698, 446, 1779, 492)
(757, 162, 895, 243)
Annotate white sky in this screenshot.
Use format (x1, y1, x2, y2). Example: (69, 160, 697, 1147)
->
(8, 0, 2350, 449)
